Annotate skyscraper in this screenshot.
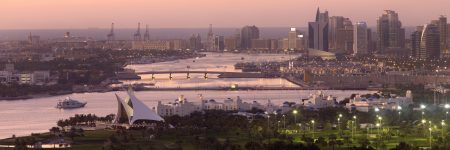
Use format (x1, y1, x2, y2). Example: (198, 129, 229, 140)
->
(353, 22, 368, 55)
(411, 26, 424, 58)
(308, 8, 329, 51)
(206, 24, 215, 51)
(189, 34, 202, 50)
(419, 24, 440, 59)
(240, 25, 260, 49)
(214, 35, 225, 51)
(376, 10, 405, 53)
(288, 27, 302, 50)
(329, 16, 345, 50)
(335, 19, 354, 54)
(431, 16, 448, 57)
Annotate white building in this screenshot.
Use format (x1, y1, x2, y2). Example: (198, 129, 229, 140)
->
(114, 89, 164, 125)
(346, 90, 413, 112)
(301, 91, 336, 109)
(0, 68, 49, 85)
(156, 95, 291, 117)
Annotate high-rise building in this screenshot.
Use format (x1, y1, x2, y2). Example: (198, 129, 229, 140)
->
(418, 24, 440, 59)
(251, 39, 272, 50)
(173, 39, 187, 50)
(270, 39, 279, 50)
(353, 22, 369, 55)
(329, 16, 345, 50)
(189, 34, 202, 50)
(214, 35, 225, 51)
(376, 10, 405, 53)
(411, 26, 424, 58)
(308, 8, 329, 51)
(278, 38, 289, 50)
(431, 16, 448, 57)
(288, 27, 306, 50)
(240, 25, 260, 49)
(334, 20, 353, 54)
(224, 36, 239, 50)
(206, 24, 215, 51)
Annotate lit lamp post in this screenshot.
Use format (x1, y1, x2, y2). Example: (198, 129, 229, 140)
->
(441, 120, 446, 138)
(277, 121, 281, 130)
(376, 123, 380, 139)
(337, 114, 343, 136)
(429, 127, 432, 148)
(282, 115, 286, 129)
(265, 111, 270, 129)
(293, 110, 298, 125)
(421, 104, 426, 120)
(445, 104, 449, 121)
(377, 116, 383, 139)
(311, 120, 315, 139)
(352, 115, 357, 140)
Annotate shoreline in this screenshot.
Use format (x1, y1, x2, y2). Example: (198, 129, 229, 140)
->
(0, 88, 374, 101)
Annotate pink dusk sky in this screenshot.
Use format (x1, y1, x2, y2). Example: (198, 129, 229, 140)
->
(0, 0, 449, 29)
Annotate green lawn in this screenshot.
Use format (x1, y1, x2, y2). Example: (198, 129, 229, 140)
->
(0, 127, 446, 150)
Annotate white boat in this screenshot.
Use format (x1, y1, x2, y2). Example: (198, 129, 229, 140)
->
(56, 97, 87, 109)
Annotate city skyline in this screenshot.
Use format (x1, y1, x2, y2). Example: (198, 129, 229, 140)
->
(0, 0, 450, 29)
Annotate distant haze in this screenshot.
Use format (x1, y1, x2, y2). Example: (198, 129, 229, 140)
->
(0, 0, 449, 29)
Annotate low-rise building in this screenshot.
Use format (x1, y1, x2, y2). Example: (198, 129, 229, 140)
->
(346, 90, 413, 112)
(156, 95, 291, 117)
(301, 91, 336, 109)
(132, 40, 173, 50)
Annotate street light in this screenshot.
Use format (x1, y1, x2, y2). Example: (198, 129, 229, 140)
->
(376, 123, 381, 139)
(282, 115, 286, 129)
(293, 110, 298, 125)
(311, 120, 315, 139)
(421, 104, 426, 109)
(441, 120, 446, 138)
(421, 104, 426, 120)
(337, 114, 343, 134)
(429, 127, 432, 148)
(353, 115, 357, 140)
(337, 117, 341, 136)
(445, 104, 449, 121)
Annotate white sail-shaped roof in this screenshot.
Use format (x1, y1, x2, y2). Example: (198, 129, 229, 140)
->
(115, 89, 164, 125)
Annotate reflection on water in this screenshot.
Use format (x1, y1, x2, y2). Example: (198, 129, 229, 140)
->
(123, 74, 299, 88)
(126, 52, 297, 72)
